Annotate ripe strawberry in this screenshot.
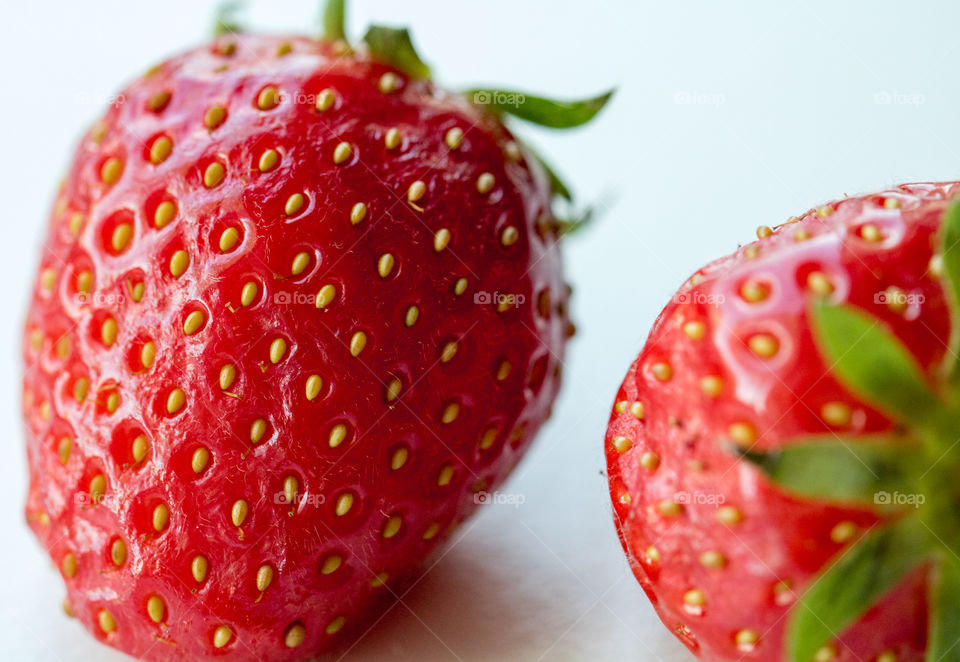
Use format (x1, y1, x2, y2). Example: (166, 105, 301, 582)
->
(22, 3, 610, 660)
(606, 182, 960, 662)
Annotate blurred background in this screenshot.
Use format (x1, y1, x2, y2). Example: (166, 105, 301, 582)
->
(2, 0, 958, 659)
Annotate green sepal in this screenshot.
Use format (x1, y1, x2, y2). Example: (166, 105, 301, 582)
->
(927, 553, 960, 662)
(554, 207, 596, 237)
(811, 302, 941, 429)
(527, 145, 573, 201)
(740, 436, 917, 506)
(466, 89, 614, 129)
(362, 26, 432, 78)
(321, 0, 347, 41)
(939, 201, 960, 387)
(212, 1, 245, 36)
(786, 517, 932, 662)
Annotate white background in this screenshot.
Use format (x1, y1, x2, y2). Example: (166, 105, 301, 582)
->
(1, 1, 958, 660)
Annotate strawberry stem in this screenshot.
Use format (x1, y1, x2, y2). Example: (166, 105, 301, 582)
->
(321, 0, 346, 42)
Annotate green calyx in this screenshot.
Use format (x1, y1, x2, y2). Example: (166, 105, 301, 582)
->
(213, 1, 245, 36)
(743, 200, 960, 662)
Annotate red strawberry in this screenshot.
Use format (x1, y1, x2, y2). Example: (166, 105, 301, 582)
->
(22, 4, 610, 660)
(606, 182, 960, 662)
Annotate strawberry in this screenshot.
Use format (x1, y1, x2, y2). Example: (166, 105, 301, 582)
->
(22, 2, 610, 659)
(605, 182, 960, 662)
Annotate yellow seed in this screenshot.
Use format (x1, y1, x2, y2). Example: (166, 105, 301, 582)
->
(203, 162, 225, 188)
(884, 286, 908, 314)
(219, 364, 236, 390)
(56, 335, 70, 359)
(305, 375, 322, 401)
(831, 521, 858, 543)
(204, 105, 227, 129)
(325, 616, 346, 635)
(501, 226, 519, 246)
(404, 305, 419, 327)
(651, 362, 672, 381)
(629, 402, 645, 419)
(98, 609, 117, 634)
(701, 375, 723, 396)
(350, 331, 367, 356)
(73, 378, 89, 403)
(635, 454, 659, 474)
(106, 392, 120, 413)
(257, 86, 279, 110)
(69, 211, 85, 236)
(219, 227, 240, 252)
(740, 280, 768, 303)
(756, 225, 773, 239)
(154, 201, 176, 228)
(378, 253, 395, 278)
(256, 564, 274, 591)
(283, 475, 298, 504)
(40, 401, 52, 421)
(645, 546, 661, 563)
(683, 321, 705, 340)
(147, 595, 165, 623)
(101, 157, 124, 184)
(130, 280, 145, 302)
(445, 127, 464, 150)
(437, 465, 454, 486)
(169, 250, 189, 277)
(140, 341, 156, 369)
(735, 629, 759, 650)
(884, 198, 901, 210)
(441, 402, 460, 424)
(285, 193, 304, 216)
(132, 435, 149, 463)
(333, 141, 353, 164)
(497, 360, 512, 381)
(408, 180, 426, 203)
(384, 128, 402, 150)
(748, 334, 779, 358)
(250, 418, 267, 444)
(860, 224, 883, 242)
(350, 202, 367, 225)
(241, 281, 258, 307)
(684, 589, 706, 607)
(822, 401, 853, 427)
(504, 141, 522, 161)
(335, 493, 354, 516)
(58, 437, 72, 464)
(658, 500, 682, 517)
(320, 554, 342, 575)
(191, 447, 210, 474)
(62, 552, 77, 578)
(111, 539, 127, 566)
(390, 447, 408, 470)
(149, 136, 173, 164)
(814, 645, 838, 661)
(382, 515, 402, 538)
(329, 424, 347, 448)
(101, 318, 118, 346)
(231, 500, 248, 527)
(434, 228, 451, 252)
(479, 428, 497, 450)
(476, 172, 495, 194)
(153, 503, 169, 531)
(440, 341, 458, 363)
(316, 284, 336, 309)
(816, 205, 834, 218)
(930, 255, 945, 278)
(183, 310, 205, 335)
(728, 422, 756, 446)
(807, 271, 834, 295)
(454, 278, 468, 296)
(191, 555, 208, 582)
(793, 228, 811, 241)
(378, 72, 400, 93)
(422, 523, 441, 540)
(167, 388, 186, 414)
(699, 550, 726, 568)
(148, 90, 171, 112)
(269, 338, 287, 364)
(315, 88, 337, 112)
(876, 651, 898, 662)
(385, 378, 402, 402)
(258, 149, 279, 172)
(717, 506, 743, 525)
(213, 625, 232, 648)
(291, 252, 310, 276)
(612, 436, 632, 453)
(285, 623, 306, 648)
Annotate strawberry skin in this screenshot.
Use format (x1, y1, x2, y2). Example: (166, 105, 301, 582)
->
(605, 183, 960, 662)
(24, 34, 570, 661)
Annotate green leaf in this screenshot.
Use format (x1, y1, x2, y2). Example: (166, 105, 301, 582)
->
(465, 89, 614, 129)
(740, 436, 915, 506)
(928, 554, 960, 662)
(212, 1, 244, 36)
(362, 26, 431, 79)
(786, 517, 932, 662)
(812, 302, 941, 428)
(554, 207, 596, 237)
(939, 201, 960, 387)
(322, 0, 347, 41)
